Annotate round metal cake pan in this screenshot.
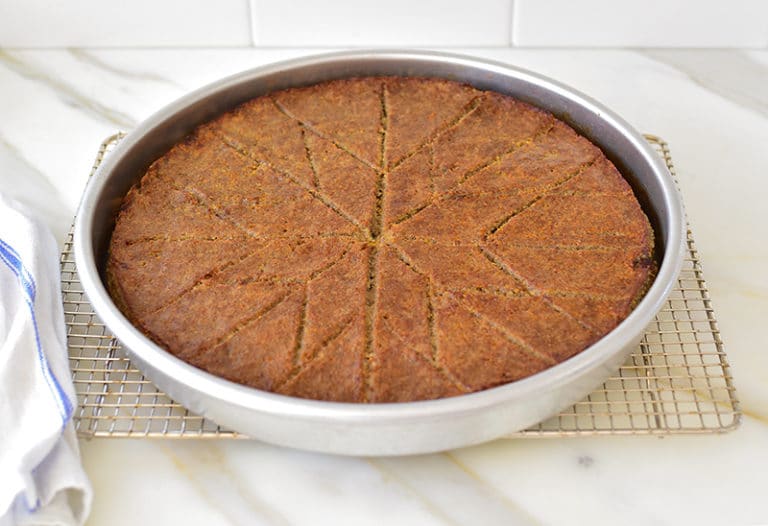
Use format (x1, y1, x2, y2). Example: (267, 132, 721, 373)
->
(74, 50, 685, 456)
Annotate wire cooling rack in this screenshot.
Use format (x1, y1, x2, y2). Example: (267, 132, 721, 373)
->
(62, 133, 740, 439)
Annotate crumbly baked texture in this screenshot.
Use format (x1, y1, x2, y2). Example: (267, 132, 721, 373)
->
(107, 77, 656, 403)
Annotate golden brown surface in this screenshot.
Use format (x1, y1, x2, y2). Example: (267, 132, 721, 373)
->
(107, 77, 655, 403)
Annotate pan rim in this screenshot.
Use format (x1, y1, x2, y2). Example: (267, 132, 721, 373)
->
(74, 49, 685, 447)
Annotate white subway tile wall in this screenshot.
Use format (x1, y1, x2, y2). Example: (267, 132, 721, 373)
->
(0, 0, 252, 47)
(0, 0, 766, 48)
(513, 0, 768, 48)
(250, 0, 512, 47)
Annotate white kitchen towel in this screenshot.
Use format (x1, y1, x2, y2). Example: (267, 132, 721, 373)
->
(0, 193, 91, 526)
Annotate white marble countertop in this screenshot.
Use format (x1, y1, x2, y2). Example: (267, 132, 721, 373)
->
(1, 47, 766, 525)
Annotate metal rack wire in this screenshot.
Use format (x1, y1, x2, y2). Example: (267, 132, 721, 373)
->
(62, 133, 740, 439)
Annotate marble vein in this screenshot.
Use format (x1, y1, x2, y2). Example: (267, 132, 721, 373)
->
(371, 455, 543, 526)
(640, 50, 768, 120)
(0, 131, 72, 242)
(68, 49, 185, 89)
(364, 459, 459, 526)
(0, 131, 67, 201)
(442, 453, 544, 526)
(0, 49, 138, 129)
(160, 443, 293, 526)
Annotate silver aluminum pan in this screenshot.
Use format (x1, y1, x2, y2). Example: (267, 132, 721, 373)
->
(74, 50, 685, 456)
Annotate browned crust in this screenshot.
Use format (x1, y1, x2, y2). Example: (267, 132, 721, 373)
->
(107, 76, 657, 403)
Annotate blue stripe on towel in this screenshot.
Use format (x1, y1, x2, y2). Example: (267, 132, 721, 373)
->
(0, 238, 36, 300)
(0, 238, 73, 428)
